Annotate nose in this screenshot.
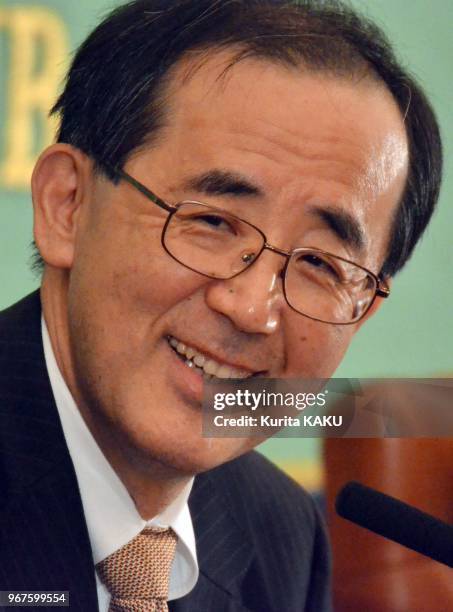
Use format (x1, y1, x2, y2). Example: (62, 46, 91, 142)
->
(204, 251, 286, 334)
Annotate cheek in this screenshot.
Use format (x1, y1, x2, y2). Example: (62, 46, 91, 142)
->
(284, 319, 354, 378)
(78, 217, 206, 324)
(68, 215, 211, 378)
(110, 253, 199, 316)
(74, 198, 200, 309)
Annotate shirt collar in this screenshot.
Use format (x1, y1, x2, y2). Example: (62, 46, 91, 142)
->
(41, 316, 198, 600)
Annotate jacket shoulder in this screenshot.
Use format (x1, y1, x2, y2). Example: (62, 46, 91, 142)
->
(0, 291, 42, 342)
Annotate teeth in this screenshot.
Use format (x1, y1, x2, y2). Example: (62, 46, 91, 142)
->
(176, 342, 186, 354)
(216, 365, 234, 378)
(168, 336, 252, 379)
(193, 354, 205, 368)
(203, 359, 218, 375)
(235, 370, 251, 379)
(186, 347, 196, 359)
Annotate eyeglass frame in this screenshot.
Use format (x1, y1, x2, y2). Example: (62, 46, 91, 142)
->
(105, 164, 390, 325)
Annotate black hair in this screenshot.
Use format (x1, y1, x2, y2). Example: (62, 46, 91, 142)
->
(32, 0, 443, 279)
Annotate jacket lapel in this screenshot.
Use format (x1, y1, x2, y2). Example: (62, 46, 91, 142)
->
(171, 472, 254, 611)
(0, 292, 99, 611)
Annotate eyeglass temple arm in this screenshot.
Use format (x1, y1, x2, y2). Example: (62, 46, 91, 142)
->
(376, 280, 390, 298)
(106, 165, 176, 213)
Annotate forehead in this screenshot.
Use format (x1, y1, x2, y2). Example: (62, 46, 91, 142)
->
(140, 50, 409, 266)
(164, 50, 407, 165)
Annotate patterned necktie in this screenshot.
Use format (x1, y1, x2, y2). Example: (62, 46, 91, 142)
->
(96, 527, 178, 612)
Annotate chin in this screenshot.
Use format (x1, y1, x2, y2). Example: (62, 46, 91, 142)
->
(144, 437, 257, 476)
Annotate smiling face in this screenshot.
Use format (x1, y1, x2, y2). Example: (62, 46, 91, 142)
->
(39, 53, 408, 476)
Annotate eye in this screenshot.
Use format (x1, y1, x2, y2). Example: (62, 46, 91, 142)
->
(303, 254, 339, 275)
(296, 253, 344, 283)
(198, 214, 227, 227)
(192, 213, 237, 234)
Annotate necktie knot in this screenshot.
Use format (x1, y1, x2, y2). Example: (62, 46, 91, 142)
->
(96, 527, 178, 612)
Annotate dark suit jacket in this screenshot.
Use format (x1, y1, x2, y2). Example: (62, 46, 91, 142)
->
(0, 292, 331, 612)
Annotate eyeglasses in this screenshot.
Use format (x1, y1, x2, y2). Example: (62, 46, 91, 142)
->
(107, 165, 390, 325)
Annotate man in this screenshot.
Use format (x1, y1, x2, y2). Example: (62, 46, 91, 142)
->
(0, 1, 442, 611)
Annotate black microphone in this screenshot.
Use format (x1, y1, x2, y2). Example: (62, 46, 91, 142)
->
(335, 481, 453, 568)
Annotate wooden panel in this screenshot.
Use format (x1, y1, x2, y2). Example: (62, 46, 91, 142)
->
(324, 438, 453, 611)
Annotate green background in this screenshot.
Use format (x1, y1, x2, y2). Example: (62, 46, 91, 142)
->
(1, 0, 452, 490)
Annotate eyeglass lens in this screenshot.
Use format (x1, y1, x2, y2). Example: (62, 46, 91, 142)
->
(163, 202, 376, 324)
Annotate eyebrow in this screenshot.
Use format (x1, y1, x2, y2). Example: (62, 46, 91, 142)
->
(180, 169, 366, 253)
(308, 205, 366, 254)
(182, 169, 263, 197)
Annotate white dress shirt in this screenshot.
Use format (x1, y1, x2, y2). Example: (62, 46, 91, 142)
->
(41, 317, 198, 611)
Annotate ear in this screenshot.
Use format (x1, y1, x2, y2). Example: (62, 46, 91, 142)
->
(356, 277, 392, 331)
(32, 144, 93, 269)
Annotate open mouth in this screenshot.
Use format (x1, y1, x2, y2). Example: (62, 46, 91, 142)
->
(167, 335, 257, 381)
